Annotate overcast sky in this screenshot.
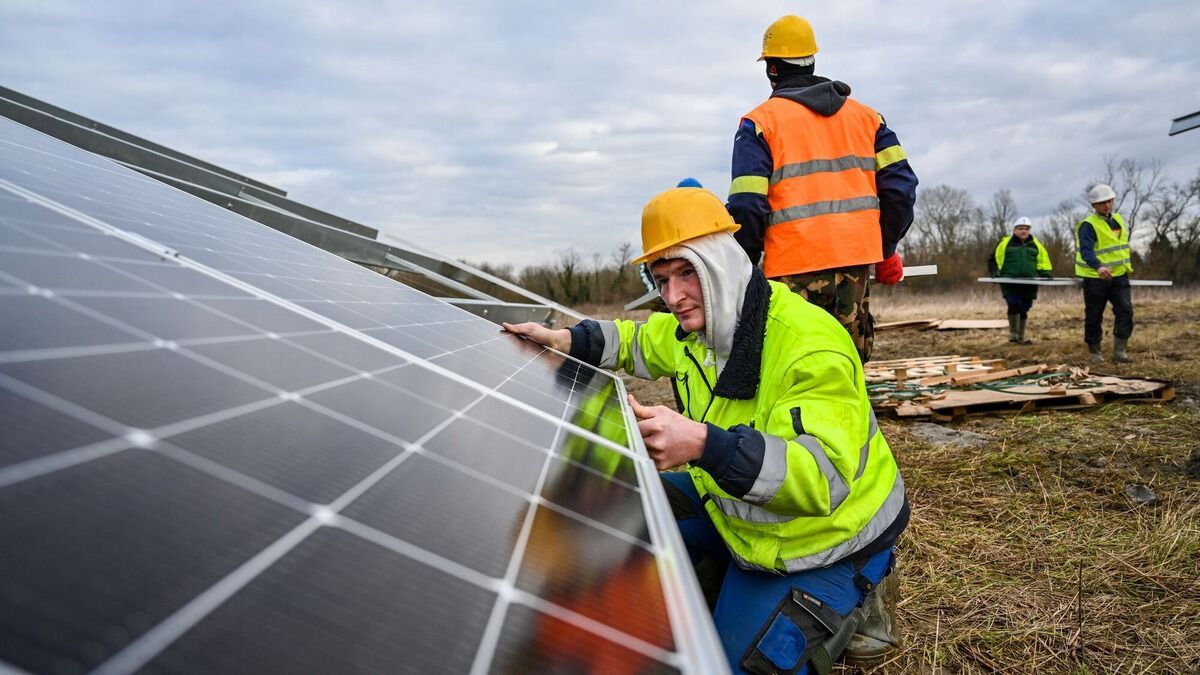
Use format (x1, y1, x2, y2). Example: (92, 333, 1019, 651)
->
(3, 1, 1198, 269)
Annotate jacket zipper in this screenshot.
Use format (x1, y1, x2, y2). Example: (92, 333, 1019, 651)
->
(684, 347, 716, 422)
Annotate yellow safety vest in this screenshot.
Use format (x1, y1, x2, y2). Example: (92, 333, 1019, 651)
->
(1075, 213, 1132, 278)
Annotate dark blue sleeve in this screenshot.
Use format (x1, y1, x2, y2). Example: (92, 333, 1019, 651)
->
(567, 320, 605, 366)
(875, 121, 918, 258)
(694, 422, 765, 499)
(727, 119, 772, 266)
(1077, 221, 1101, 269)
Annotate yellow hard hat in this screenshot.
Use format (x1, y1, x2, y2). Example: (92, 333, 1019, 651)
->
(630, 188, 740, 265)
(759, 15, 819, 61)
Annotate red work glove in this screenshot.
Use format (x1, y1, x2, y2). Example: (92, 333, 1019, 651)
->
(875, 253, 904, 285)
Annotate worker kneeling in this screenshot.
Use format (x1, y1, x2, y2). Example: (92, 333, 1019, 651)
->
(504, 187, 910, 673)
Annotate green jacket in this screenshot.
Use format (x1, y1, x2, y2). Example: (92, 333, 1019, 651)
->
(992, 234, 1052, 299)
(573, 278, 906, 572)
(994, 235, 1051, 277)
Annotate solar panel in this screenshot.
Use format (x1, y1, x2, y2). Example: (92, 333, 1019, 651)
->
(0, 117, 724, 674)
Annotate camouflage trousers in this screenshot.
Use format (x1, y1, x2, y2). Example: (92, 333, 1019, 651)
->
(776, 265, 875, 363)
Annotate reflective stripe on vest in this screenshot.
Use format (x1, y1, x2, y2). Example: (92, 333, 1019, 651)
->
(1075, 212, 1132, 277)
(711, 471, 907, 573)
(744, 96, 885, 277)
(708, 410, 886, 568)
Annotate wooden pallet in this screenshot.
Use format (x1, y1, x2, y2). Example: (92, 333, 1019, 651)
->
(865, 355, 1006, 384)
(877, 377, 1174, 420)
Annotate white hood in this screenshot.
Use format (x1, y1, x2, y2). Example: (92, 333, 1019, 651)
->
(655, 232, 754, 374)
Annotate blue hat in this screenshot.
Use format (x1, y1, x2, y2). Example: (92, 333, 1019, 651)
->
(676, 177, 702, 188)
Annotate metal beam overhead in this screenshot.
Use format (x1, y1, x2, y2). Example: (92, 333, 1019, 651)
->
(1169, 110, 1200, 136)
(0, 85, 285, 197)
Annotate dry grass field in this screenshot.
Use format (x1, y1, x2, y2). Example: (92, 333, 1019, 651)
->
(596, 286, 1200, 674)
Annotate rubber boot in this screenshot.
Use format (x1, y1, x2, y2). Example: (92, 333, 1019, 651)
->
(1088, 343, 1104, 364)
(844, 573, 901, 666)
(1017, 315, 1033, 345)
(1113, 338, 1132, 363)
(1007, 313, 1019, 343)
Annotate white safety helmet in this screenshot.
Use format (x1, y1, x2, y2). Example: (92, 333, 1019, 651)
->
(1087, 184, 1116, 204)
(1013, 217, 1032, 230)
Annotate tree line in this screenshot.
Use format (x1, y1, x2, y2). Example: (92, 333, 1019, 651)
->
(902, 158, 1200, 286)
(472, 157, 1199, 307)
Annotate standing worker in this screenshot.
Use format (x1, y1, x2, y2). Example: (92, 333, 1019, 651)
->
(1076, 184, 1134, 363)
(726, 15, 919, 363)
(504, 187, 910, 673)
(989, 217, 1053, 344)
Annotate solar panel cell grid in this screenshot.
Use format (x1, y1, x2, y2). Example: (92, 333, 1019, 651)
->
(0, 117, 722, 673)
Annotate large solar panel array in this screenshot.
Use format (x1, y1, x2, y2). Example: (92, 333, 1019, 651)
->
(0, 117, 724, 673)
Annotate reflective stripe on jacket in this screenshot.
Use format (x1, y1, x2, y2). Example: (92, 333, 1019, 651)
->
(743, 97, 885, 277)
(1075, 213, 1132, 278)
(596, 282, 905, 572)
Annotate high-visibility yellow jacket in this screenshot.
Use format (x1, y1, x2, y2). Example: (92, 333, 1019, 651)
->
(1075, 213, 1132, 278)
(578, 280, 907, 572)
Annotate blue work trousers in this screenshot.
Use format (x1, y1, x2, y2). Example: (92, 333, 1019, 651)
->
(1003, 294, 1034, 317)
(662, 472, 893, 674)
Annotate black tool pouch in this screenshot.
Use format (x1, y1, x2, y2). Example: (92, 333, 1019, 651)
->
(740, 588, 844, 675)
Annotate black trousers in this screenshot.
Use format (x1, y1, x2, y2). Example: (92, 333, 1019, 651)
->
(1082, 276, 1134, 345)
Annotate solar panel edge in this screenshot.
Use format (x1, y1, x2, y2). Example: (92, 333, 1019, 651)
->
(618, 380, 732, 675)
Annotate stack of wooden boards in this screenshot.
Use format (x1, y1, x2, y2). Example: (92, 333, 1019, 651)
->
(866, 355, 1174, 420)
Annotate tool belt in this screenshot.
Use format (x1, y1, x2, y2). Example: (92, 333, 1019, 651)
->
(739, 556, 887, 675)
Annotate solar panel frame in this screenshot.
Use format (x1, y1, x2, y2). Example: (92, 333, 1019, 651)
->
(0, 117, 728, 674)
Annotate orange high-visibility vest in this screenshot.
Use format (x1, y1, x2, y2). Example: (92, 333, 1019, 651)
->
(744, 97, 884, 277)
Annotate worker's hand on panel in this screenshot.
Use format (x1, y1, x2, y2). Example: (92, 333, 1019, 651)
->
(628, 394, 707, 470)
(874, 253, 904, 285)
(501, 322, 572, 353)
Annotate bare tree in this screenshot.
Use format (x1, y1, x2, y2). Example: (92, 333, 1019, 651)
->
(1042, 199, 1085, 273)
(910, 185, 982, 258)
(610, 242, 635, 268)
(985, 189, 1019, 241)
(1146, 171, 1200, 245)
(1142, 169, 1200, 281)
(1094, 157, 1168, 235)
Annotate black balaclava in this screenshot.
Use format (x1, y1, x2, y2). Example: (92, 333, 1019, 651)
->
(766, 57, 820, 90)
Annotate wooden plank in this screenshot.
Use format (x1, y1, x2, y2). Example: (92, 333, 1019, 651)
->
(948, 364, 1045, 386)
(918, 364, 1041, 387)
(875, 319, 939, 332)
(935, 319, 1010, 330)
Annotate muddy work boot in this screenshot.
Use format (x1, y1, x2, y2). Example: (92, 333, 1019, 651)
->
(1007, 314, 1019, 343)
(1113, 338, 1133, 363)
(844, 574, 901, 666)
(1016, 315, 1033, 345)
(1087, 343, 1104, 364)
